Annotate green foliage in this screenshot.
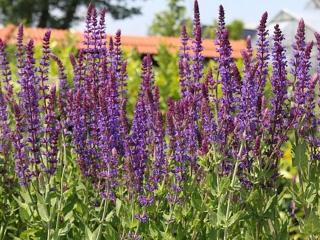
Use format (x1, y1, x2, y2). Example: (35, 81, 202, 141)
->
(148, 0, 187, 37)
(149, 0, 244, 40)
(124, 48, 142, 116)
(0, 0, 145, 28)
(153, 45, 180, 107)
(2, 38, 320, 240)
(227, 20, 244, 40)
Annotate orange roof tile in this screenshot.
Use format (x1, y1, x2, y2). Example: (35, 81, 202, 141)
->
(0, 24, 15, 42)
(0, 25, 246, 59)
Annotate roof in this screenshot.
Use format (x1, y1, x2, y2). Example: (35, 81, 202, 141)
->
(306, 0, 320, 9)
(0, 25, 246, 59)
(269, 9, 320, 33)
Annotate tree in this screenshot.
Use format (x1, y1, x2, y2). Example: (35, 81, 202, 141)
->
(0, 0, 146, 29)
(149, 0, 244, 40)
(148, 0, 187, 37)
(227, 20, 244, 40)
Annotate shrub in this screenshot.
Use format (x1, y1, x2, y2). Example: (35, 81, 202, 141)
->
(1, 1, 320, 239)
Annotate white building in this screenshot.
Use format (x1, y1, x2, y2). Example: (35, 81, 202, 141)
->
(267, 0, 320, 68)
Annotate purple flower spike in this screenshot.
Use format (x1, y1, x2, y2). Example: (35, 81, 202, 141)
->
(255, 12, 269, 115)
(314, 32, 320, 112)
(147, 87, 167, 191)
(291, 19, 314, 124)
(0, 91, 11, 159)
(128, 56, 155, 192)
(16, 25, 26, 82)
(179, 25, 191, 97)
(216, 5, 226, 41)
(12, 103, 31, 186)
(38, 30, 51, 111)
(200, 97, 216, 154)
(50, 54, 69, 126)
(269, 24, 288, 148)
(43, 87, 60, 175)
(18, 40, 41, 169)
(315, 32, 320, 75)
(238, 37, 259, 143)
(216, 28, 235, 144)
(191, 0, 203, 86)
(0, 39, 13, 101)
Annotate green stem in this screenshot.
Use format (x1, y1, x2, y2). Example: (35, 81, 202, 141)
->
(223, 144, 243, 240)
(294, 131, 305, 195)
(26, 185, 39, 218)
(165, 203, 174, 233)
(95, 199, 108, 240)
(0, 224, 5, 240)
(47, 222, 51, 240)
(55, 134, 67, 233)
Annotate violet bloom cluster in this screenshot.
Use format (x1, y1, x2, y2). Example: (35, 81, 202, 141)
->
(268, 24, 289, 158)
(0, 26, 63, 185)
(291, 20, 313, 124)
(68, 0, 320, 200)
(0, 40, 12, 163)
(3, 0, 320, 224)
(238, 36, 258, 144)
(0, 88, 11, 179)
(215, 6, 237, 146)
(68, 2, 206, 205)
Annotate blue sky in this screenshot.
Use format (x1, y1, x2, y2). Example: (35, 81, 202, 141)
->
(76, 0, 309, 35)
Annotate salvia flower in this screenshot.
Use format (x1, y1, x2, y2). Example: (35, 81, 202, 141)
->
(43, 87, 60, 175)
(134, 213, 149, 223)
(0, 39, 13, 101)
(255, 12, 269, 115)
(37, 30, 51, 110)
(291, 19, 314, 126)
(12, 104, 31, 185)
(0, 91, 11, 160)
(18, 40, 41, 168)
(179, 25, 192, 97)
(269, 24, 288, 152)
(216, 29, 235, 144)
(191, 0, 204, 89)
(200, 97, 216, 154)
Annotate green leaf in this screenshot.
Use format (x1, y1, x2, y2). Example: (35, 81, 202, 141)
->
(217, 198, 226, 226)
(276, 220, 289, 240)
(35, 191, 46, 205)
(293, 140, 308, 177)
(209, 212, 218, 227)
(263, 195, 277, 214)
(191, 190, 202, 211)
(19, 206, 31, 222)
(20, 189, 32, 204)
(149, 221, 159, 239)
(105, 210, 114, 222)
(105, 224, 117, 240)
(19, 228, 37, 239)
(218, 177, 231, 195)
(13, 196, 31, 221)
(37, 202, 49, 222)
(91, 226, 101, 240)
(304, 212, 320, 235)
(115, 199, 122, 216)
(85, 225, 93, 240)
(160, 232, 175, 240)
(63, 193, 78, 216)
(58, 223, 72, 236)
(226, 210, 244, 227)
(127, 218, 139, 229)
(208, 173, 218, 192)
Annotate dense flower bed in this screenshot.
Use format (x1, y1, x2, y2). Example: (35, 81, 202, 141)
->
(1, 1, 320, 239)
